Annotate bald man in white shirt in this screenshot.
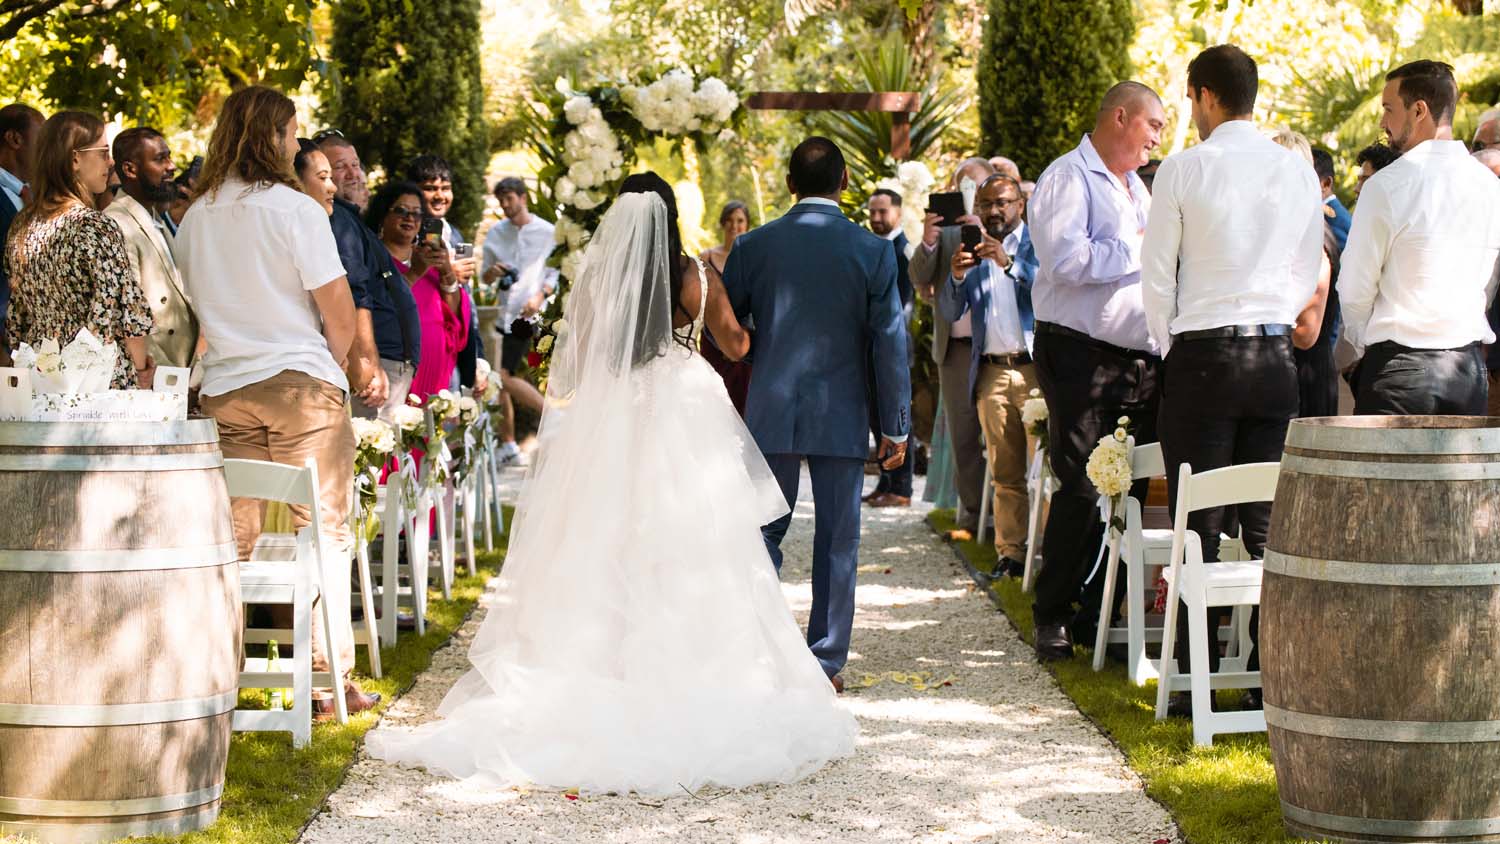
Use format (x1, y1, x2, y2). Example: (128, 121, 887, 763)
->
(1340, 60, 1500, 415)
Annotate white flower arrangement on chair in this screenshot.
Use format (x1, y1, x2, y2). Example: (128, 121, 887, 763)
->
(1085, 416, 1135, 531)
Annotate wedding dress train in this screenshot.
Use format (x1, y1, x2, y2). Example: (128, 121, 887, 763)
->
(365, 191, 858, 795)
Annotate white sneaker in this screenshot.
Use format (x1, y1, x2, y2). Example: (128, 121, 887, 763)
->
(498, 441, 527, 467)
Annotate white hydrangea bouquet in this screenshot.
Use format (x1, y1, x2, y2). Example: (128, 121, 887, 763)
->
(350, 417, 398, 542)
(1021, 388, 1049, 452)
(1, 328, 187, 422)
(1084, 416, 1135, 532)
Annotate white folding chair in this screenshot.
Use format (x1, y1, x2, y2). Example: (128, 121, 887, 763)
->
(347, 468, 383, 678)
(373, 449, 432, 644)
(227, 457, 348, 747)
(1091, 442, 1170, 681)
(423, 408, 457, 600)
(1021, 447, 1055, 591)
(1153, 461, 1280, 746)
(450, 413, 485, 577)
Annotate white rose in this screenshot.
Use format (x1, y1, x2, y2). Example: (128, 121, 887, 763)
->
(392, 404, 424, 431)
(1118, 416, 1131, 426)
(555, 177, 577, 204)
(568, 160, 597, 189)
(1114, 427, 1128, 442)
(563, 96, 593, 126)
(573, 190, 601, 211)
(554, 76, 573, 96)
(372, 425, 397, 454)
(406, 393, 422, 406)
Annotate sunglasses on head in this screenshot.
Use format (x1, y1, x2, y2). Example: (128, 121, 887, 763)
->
(311, 128, 345, 144)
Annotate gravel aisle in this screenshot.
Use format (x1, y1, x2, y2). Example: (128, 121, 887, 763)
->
(300, 469, 1179, 844)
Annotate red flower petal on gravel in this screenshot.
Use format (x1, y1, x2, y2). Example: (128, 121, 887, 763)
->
(565, 794, 578, 801)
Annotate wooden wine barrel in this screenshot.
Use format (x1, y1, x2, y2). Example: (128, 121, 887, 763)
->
(1263, 415, 1500, 843)
(0, 419, 239, 844)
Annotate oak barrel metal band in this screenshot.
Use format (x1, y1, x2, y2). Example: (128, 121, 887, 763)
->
(1280, 453, 1500, 481)
(0, 805, 219, 843)
(0, 419, 220, 448)
(1265, 703, 1500, 743)
(1263, 551, 1500, 587)
(1282, 801, 1500, 837)
(0, 544, 238, 573)
(0, 689, 238, 727)
(0, 452, 223, 472)
(1286, 422, 1500, 456)
(0, 784, 222, 818)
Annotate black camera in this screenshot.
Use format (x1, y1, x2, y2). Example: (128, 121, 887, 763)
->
(495, 265, 519, 291)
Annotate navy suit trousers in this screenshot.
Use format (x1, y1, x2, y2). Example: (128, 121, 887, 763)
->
(761, 454, 864, 678)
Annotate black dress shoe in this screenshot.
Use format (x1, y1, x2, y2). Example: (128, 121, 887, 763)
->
(998, 556, 1026, 578)
(1167, 692, 1193, 719)
(1034, 624, 1073, 662)
(1241, 689, 1263, 711)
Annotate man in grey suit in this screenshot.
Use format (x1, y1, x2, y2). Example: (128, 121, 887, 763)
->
(723, 137, 911, 693)
(909, 156, 996, 542)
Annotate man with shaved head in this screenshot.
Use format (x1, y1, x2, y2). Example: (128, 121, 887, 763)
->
(910, 156, 996, 543)
(1027, 79, 1166, 661)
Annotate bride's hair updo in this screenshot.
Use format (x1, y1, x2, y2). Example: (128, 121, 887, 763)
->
(617, 172, 695, 358)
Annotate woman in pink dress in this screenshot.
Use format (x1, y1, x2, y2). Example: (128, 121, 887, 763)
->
(367, 181, 470, 400)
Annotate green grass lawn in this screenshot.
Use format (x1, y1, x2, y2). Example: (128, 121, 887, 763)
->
(135, 514, 512, 844)
(927, 509, 1298, 844)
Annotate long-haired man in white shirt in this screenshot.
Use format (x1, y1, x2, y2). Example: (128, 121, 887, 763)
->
(1141, 44, 1324, 716)
(1339, 60, 1500, 415)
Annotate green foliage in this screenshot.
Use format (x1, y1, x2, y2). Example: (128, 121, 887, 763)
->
(327, 0, 491, 232)
(979, 0, 1135, 179)
(815, 32, 969, 201)
(0, 1, 320, 131)
(1280, 9, 1500, 155)
(928, 509, 1292, 844)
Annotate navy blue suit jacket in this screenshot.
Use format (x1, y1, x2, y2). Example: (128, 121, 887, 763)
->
(723, 201, 911, 461)
(935, 227, 1038, 402)
(1325, 196, 1352, 252)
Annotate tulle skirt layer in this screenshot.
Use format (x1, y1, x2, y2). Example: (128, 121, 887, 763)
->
(366, 352, 858, 795)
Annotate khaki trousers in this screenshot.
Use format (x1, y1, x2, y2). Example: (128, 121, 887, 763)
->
(202, 369, 357, 676)
(975, 361, 1034, 560)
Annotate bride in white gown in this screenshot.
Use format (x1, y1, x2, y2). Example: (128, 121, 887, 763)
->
(365, 173, 858, 795)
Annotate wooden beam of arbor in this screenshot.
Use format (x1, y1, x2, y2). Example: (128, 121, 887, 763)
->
(745, 91, 922, 160)
(745, 92, 920, 112)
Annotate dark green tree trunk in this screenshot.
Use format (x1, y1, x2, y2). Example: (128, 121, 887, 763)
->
(979, 0, 1134, 180)
(327, 0, 490, 232)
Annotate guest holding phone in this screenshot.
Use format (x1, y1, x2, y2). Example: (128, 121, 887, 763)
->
(936, 174, 1038, 578)
(367, 181, 469, 400)
(908, 156, 997, 542)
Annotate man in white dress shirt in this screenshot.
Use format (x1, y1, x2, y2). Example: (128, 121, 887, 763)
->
(1141, 44, 1324, 714)
(1028, 81, 1166, 661)
(1340, 60, 1500, 416)
(481, 177, 556, 464)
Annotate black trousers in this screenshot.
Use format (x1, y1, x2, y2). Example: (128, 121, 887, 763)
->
(1159, 335, 1298, 675)
(1355, 341, 1488, 416)
(1031, 326, 1160, 628)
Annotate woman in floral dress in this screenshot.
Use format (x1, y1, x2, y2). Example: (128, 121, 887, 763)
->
(4, 111, 152, 389)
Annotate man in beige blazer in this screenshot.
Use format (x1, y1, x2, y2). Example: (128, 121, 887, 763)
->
(105, 127, 198, 370)
(909, 156, 996, 543)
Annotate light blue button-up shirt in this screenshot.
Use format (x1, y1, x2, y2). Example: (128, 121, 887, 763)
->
(0, 166, 23, 213)
(1027, 135, 1156, 353)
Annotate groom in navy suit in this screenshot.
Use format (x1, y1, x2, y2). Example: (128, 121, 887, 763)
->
(723, 137, 911, 690)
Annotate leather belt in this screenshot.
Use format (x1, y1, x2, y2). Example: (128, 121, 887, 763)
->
(1034, 320, 1154, 361)
(982, 351, 1032, 367)
(950, 336, 973, 344)
(1173, 323, 1293, 342)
